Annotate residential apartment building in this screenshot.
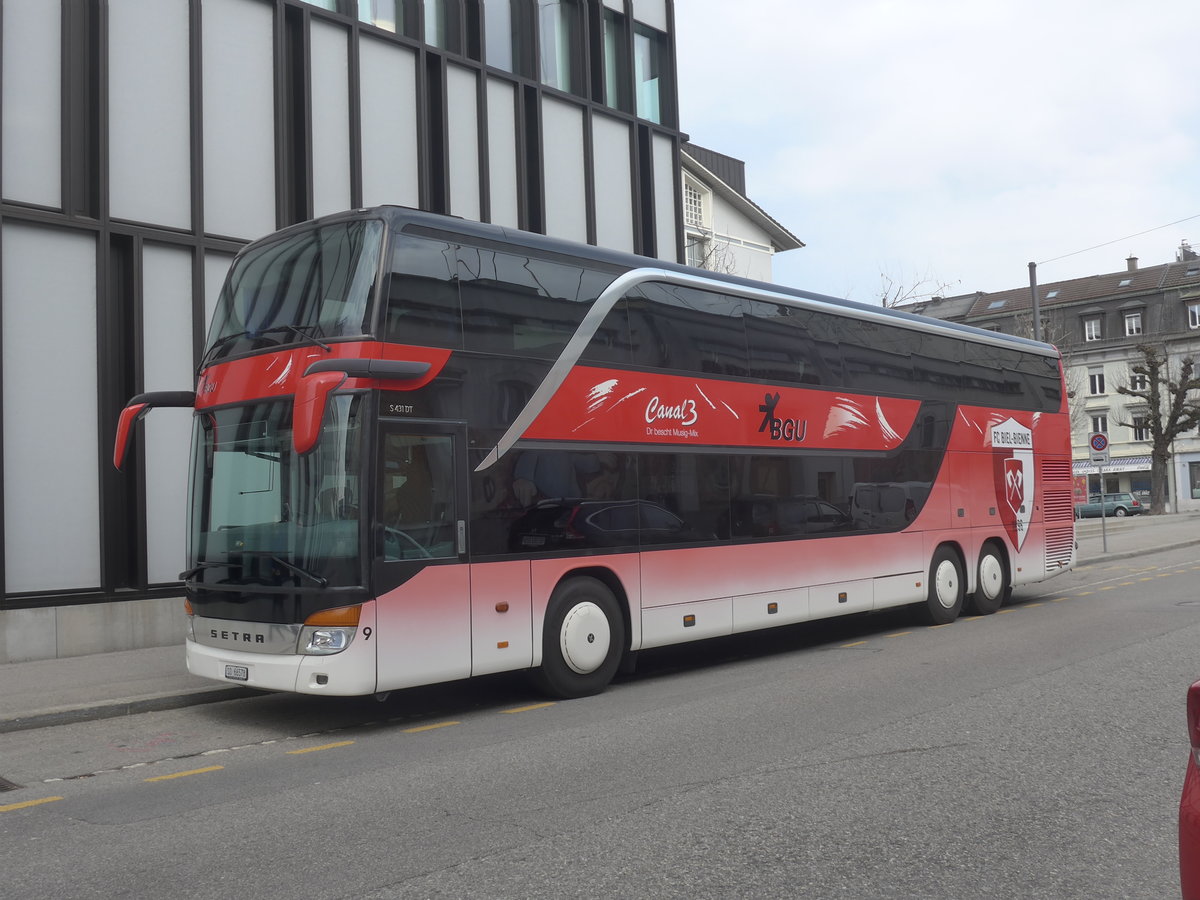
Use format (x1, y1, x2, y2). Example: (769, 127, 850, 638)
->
(681, 142, 803, 282)
(906, 248, 1200, 512)
(0, 0, 688, 662)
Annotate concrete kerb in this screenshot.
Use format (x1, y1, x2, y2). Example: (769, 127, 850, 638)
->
(0, 687, 261, 735)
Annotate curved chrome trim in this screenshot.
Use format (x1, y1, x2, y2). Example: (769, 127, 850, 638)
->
(474, 266, 1060, 472)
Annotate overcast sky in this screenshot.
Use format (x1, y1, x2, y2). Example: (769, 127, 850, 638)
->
(674, 0, 1200, 304)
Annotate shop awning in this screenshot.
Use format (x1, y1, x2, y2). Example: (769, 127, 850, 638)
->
(1072, 455, 1152, 476)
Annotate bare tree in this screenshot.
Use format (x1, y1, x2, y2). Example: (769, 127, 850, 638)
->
(687, 236, 741, 276)
(878, 268, 960, 309)
(1114, 344, 1200, 514)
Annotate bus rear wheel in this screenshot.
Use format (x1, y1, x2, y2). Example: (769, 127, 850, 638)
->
(967, 541, 1010, 616)
(921, 546, 964, 625)
(532, 577, 625, 699)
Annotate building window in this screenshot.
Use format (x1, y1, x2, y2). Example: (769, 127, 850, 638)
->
(483, 0, 513, 69)
(600, 8, 629, 111)
(1132, 415, 1150, 441)
(1188, 301, 1200, 329)
(1090, 414, 1108, 434)
(1088, 369, 1105, 395)
(634, 24, 668, 124)
(1190, 462, 1200, 500)
(684, 182, 705, 229)
(357, 0, 399, 32)
(685, 235, 708, 269)
(539, 0, 580, 94)
(1129, 369, 1149, 392)
(1083, 316, 1102, 342)
(1124, 311, 1143, 336)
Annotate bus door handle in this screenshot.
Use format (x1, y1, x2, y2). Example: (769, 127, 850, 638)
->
(456, 520, 467, 556)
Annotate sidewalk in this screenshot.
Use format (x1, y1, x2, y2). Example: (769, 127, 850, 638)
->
(4, 513, 1200, 734)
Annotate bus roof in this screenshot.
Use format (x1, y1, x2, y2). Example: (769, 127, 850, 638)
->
(264, 205, 1061, 360)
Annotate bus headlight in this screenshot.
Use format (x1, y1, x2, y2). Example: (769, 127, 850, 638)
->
(298, 604, 362, 656)
(300, 626, 356, 655)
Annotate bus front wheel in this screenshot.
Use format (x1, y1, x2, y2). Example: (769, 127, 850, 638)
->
(533, 577, 625, 699)
(922, 546, 964, 625)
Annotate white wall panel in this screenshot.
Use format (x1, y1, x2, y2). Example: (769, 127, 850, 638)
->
(447, 66, 481, 221)
(359, 38, 420, 208)
(632, 0, 668, 31)
(591, 115, 634, 252)
(541, 98, 587, 243)
(310, 20, 353, 218)
(141, 245, 194, 583)
(652, 131, 677, 261)
(2, 225, 99, 591)
(109, 0, 192, 228)
(202, 0, 276, 239)
(2, 2, 61, 207)
(486, 79, 519, 228)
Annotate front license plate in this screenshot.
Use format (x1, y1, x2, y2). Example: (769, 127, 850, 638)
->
(224, 664, 249, 682)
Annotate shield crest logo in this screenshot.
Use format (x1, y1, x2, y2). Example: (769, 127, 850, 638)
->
(1004, 457, 1024, 514)
(991, 418, 1034, 551)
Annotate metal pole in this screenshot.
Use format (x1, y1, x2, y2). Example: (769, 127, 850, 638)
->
(1098, 463, 1108, 553)
(1028, 262, 1042, 342)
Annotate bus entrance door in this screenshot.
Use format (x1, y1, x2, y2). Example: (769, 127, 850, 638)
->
(374, 423, 471, 691)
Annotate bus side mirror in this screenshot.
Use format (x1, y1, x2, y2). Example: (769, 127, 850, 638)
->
(294, 358, 431, 456)
(113, 391, 196, 469)
(293, 371, 348, 456)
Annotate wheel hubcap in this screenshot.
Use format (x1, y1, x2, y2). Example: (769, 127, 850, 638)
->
(560, 601, 611, 674)
(979, 554, 1003, 601)
(935, 560, 959, 609)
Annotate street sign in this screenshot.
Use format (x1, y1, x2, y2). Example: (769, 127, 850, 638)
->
(1089, 431, 1110, 465)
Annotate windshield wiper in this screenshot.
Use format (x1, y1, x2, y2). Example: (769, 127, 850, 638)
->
(270, 555, 328, 588)
(179, 560, 233, 582)
(202, 324, 332, 366)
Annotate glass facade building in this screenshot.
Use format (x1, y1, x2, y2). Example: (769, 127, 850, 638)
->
(0, 0, 681, 661)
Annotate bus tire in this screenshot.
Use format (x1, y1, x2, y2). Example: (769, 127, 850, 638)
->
(921, 546, 964, 625)
(532, 577, 625, 699)
(966, 541, 1010, 616)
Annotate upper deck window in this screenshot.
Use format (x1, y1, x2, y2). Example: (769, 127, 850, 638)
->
(205, 219, 385, 365)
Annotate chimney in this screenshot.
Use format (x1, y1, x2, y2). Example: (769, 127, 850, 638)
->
(1126, 255, 1138, 272)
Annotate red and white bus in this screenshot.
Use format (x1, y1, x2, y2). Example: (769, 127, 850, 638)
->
(116, 207, 1075, 698)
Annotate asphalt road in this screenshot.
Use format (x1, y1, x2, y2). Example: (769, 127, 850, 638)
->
(2, 547, 1197, 899)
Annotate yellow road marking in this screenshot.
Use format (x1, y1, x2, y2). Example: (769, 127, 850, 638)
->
(885, 631, 911, 638)
(1100, 586, 1117, 591)
(1158, 573, 1172, 578)
(1139, 577, 1155, 582)
(501, 702, 556, 714)
(841, 640, 868, 648)
(997, 609, 1015, 614)
(1119, 582, 1135, 586)
(145, 765, 224, 782)
(1077, 591, 1094, 596)
(1024, 602, 1043, 607)
(929, 623, 953, 629)
(403, 721, 460, 734)
(0, 796, 63, 813)
(959, 616, 982, 622)
(1050, 597, 1068, 602)
(287, 740, 355, 755)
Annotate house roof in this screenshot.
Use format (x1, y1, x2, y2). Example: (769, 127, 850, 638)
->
(923, 259, 1200, 320)
(682, 142, 805, 253)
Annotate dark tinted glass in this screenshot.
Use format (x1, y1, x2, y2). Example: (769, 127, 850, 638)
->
(626, 283, 747, 375)
(383, 235, 463, 349)
(580, 297, 633, 366)
(743, 300, 826, 386)
(638, 452, 728, 545)
(456, 245, 612, 357)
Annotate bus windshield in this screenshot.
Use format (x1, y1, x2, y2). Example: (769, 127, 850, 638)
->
(204, 218, 385, 364)
(187, 395, 365, 590)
